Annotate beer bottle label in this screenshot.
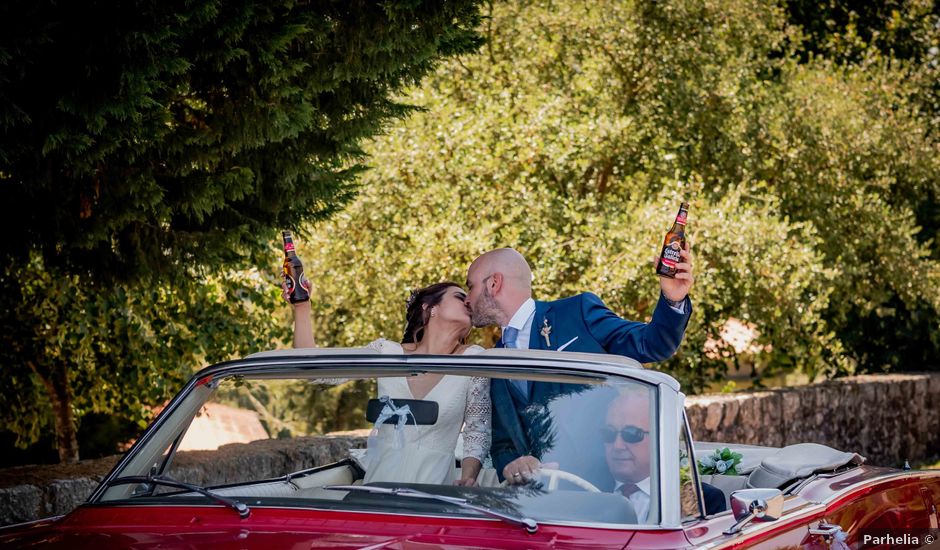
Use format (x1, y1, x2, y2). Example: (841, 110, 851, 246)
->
(285, 274, 296, 293)
(660, 241, 682, 268)
(284, 241, 295, 253)
(299, 272, 311, 292)
(676, 211, 688, 225)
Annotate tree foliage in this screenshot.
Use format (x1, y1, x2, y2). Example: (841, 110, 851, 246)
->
(298, 0, 940, 393)
(0, 0, 484, 461)
(0, 0, 483, 278)
(0, 256, 289, 459)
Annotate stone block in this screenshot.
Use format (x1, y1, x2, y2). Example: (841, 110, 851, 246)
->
(47, 478, 99, 516)
(0, 485, 43, 526)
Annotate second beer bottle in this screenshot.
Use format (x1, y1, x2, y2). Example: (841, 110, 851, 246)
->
(282, 230, 311, 303)
(656, 202, 689, 278)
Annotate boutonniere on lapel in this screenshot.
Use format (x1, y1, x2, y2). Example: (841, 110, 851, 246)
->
(540, 319, 552, 347)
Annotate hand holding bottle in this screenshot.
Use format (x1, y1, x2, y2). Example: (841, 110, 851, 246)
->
(658, 241, 694, 303)
(281, 231, 315, 348)
(282, 230, 311, 304)
(655, 203, 694, 303)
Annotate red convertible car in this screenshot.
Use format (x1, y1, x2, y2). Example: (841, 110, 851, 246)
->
(2, 348, 938, 548)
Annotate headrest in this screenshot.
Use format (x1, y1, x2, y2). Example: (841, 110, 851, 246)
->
(747, 443, 865, 489)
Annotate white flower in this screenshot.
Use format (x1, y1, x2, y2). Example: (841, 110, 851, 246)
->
(700, 455, 716, 469)
(716, 460, 728, 474)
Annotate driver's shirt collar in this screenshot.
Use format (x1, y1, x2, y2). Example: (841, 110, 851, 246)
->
(615, 477, 651, 495)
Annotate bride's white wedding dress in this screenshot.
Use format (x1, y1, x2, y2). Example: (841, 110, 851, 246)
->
(362, 338, 491, 485)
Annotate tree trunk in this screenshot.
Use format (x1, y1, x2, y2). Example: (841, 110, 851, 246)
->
(29, 360, 80, 463)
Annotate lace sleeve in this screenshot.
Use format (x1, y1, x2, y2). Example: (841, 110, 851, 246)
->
(462, 376, 491, 462)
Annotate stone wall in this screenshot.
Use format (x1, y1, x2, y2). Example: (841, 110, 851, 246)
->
(685, 373, 940, 467)
(2, 373, 938, 527)
(0, 434, 365, 527)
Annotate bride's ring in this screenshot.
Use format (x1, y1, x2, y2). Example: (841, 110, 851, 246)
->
(512, 472, 521, 478)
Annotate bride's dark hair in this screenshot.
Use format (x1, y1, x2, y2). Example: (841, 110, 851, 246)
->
(402, 281, 465, 344)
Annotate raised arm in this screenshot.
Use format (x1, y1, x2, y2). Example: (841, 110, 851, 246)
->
(282, 280, 316, 348)
(292, 301, 316, 348)
(581, 292, 691, 363)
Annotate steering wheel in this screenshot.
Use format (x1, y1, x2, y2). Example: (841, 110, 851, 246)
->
(500, 468, 601, 492)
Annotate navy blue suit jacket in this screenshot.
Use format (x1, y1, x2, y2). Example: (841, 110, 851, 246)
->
(490, 292, 691, 480)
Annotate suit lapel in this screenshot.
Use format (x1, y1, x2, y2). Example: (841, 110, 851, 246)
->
(526, 301, 555, 403)
(529, 300, 554, 351)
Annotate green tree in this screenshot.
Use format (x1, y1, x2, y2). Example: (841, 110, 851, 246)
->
(780, 0, 940, 373)
(0, 256, 289, 461)
(298, 0, 939, 391)
(0, 0, 483, 277)
(0, 0, 483, 462)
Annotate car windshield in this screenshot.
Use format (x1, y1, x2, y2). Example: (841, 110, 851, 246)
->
(97, 359, 663, 528)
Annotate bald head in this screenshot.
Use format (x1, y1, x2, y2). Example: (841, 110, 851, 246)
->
(465, 248, 533, 328)
(470, 248, 532, 291)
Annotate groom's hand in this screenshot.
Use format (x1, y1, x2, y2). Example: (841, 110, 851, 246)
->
(655, 240, 694, 303)
(504, 455, 540, 484)
(503, 456, 558, 485)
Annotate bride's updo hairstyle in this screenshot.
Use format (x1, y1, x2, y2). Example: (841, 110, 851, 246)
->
(402, 281, 464, 344)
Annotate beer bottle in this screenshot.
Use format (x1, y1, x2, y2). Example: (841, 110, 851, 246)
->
(656, 202, 689, 278)
(282, 230, 311, 303)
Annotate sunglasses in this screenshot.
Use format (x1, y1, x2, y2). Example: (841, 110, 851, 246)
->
(601, 425, 649, 444)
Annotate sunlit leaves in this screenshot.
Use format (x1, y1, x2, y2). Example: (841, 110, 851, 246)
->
(300, 0, 940, 391)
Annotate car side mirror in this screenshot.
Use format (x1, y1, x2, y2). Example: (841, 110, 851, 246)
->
(722, 488, 784, 535)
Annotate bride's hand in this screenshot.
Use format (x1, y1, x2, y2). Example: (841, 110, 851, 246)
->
(281, 278, 313, 304)
(454, 477, 477, 487)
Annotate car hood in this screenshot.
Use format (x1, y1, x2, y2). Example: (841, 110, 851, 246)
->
(0, 505, 639, 549)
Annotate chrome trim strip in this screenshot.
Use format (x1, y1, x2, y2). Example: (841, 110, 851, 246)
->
(659, 384, 680, 528)
(0, 515, 64, 531)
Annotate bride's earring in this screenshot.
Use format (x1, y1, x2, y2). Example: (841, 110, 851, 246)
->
(430, 307, 437, 317)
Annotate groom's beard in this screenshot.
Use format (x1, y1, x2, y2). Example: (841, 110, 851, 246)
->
(470, 288, 501, 328)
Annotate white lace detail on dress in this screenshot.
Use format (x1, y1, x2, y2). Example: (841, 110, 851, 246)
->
(461, 376, 491, 462)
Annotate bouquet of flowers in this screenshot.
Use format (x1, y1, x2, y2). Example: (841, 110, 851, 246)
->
(697, 447, 743, 476)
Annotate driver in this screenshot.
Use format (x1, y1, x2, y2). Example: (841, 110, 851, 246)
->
(603, 392, 727, 521)
(603, 391, 655, 522)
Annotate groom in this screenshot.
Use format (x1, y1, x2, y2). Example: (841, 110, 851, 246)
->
(464, 247, 694, 484)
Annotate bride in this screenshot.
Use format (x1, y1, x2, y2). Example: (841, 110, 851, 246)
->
(288, 281, 490, 487)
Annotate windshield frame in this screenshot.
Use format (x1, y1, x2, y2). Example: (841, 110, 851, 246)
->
(89, 350, 686, 529)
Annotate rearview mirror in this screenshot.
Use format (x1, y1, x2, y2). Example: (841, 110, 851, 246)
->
(366, 397, 439, 425)
(723, 488, 784, 535)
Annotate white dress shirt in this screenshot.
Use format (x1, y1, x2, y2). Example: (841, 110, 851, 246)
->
(615, 477, 652, 524)
(501, 298, 535, 349)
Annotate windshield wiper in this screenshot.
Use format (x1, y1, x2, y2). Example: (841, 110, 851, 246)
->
(323, 484, 538, 534)
(104, 475, 250, 519)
